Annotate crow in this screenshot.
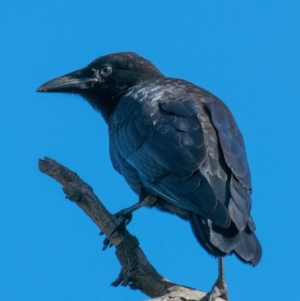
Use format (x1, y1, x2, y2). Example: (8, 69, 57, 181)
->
(37, 52, 262, 300)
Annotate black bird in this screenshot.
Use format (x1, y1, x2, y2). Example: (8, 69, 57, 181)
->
(37, 52, 262, 300)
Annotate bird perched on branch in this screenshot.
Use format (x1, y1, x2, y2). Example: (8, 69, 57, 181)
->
(37, 52, 262, 300)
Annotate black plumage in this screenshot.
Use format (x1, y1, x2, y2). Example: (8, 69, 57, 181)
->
(37, 52, 262, 266)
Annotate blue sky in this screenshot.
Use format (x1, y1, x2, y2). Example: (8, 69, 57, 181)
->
(1, 1, 300, 300)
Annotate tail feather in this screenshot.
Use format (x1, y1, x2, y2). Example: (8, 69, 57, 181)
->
(188, 212, 262, 265)
(189, 211, 225, 257)
(234, 230, 262, 266)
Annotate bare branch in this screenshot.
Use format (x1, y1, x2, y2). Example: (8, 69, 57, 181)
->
(38, 157, 223, 301)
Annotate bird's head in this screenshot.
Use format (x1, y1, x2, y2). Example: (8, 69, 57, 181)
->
(37, 52, 164, 122)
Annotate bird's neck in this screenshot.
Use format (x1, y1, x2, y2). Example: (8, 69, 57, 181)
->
(81, 92, 122, 124)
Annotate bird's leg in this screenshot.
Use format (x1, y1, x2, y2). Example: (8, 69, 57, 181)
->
(101, 193, 157, 250)
(208, 257, 229, 301)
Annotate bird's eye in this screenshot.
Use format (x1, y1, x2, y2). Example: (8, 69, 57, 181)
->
(100, 65, 113, 77)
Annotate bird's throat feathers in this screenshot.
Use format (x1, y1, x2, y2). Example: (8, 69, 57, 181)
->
(80, 91, 122, 123)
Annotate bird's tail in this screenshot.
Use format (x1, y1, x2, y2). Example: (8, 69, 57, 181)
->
(188, 212, 262, 265)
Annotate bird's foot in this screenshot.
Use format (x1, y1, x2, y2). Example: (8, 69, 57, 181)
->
(109, 208, 133, 237)
(208, 257, 228, 301)
(100, 209, 133, 250)
(208, 283, 228, 301)
(99, 194, 157, 251)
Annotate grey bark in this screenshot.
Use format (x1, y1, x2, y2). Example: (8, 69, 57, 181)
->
(38, 157, 225, 301)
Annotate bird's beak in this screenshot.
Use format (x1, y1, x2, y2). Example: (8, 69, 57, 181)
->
(37, 68, 98, 93)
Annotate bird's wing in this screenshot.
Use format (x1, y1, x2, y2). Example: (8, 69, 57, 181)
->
(202, 94, 253, 231)
(109, 82, 233, 228)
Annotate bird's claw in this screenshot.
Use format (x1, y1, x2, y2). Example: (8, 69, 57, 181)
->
(102, 236, 113, 250)
(101, 209, 133, 250)
(108, 210, 132, 237)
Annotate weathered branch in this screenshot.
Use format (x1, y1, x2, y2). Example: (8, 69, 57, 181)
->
(38, 157, 223, 301)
